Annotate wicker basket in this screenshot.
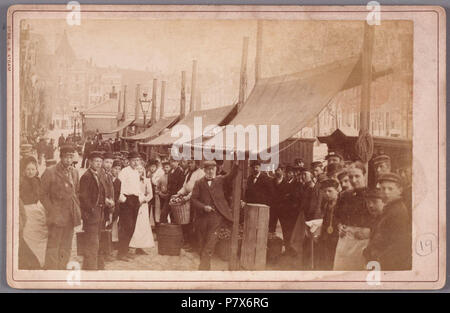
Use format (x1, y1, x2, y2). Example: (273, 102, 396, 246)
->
(169, 201, 190, 224)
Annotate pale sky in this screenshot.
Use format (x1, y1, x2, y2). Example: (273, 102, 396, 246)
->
(24, 19, 411, 110)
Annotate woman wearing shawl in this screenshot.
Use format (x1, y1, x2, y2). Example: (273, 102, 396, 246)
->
(19, 156, 48, 269)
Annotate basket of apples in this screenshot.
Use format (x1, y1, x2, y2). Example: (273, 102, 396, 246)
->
(169, 195, 190, 224)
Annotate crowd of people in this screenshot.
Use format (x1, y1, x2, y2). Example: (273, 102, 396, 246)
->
(18, 138, 412, 272)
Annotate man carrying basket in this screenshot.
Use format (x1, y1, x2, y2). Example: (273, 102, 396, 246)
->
(174, 160, 205, 252)
(191, 160, 238, 270)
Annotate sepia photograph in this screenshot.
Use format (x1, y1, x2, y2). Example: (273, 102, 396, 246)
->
(6, 4, 446, 290)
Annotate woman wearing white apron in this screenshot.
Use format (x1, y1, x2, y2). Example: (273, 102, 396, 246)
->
(333, 161, 374, 270)
(130, 165, 155, 254)
(19, 156, 48, 269)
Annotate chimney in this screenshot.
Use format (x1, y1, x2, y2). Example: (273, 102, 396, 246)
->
(160, 81, 166, 119)
(151, 79, 157, 124)
(180, 71, 186, 118)
(190, 60, 197, 112)
(135, 84, 141, 121)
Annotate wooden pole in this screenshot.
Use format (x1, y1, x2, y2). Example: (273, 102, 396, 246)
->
(360, 23, 375, 183)
(135, 84, 141, 124)
(151, 78, 157, 124)
(229, 36, 250, 271)
(190, 60, 197, 112)
(360, 23, 374, 133)
(255, 20, 263, 83)
(117, 91, 122, 127)
(160, 81, 166, 119)
(229, 160, 243, 270)
(122, 85, 127, 138)
(238, 37, 249, 111)
(180, 71, 186, 119)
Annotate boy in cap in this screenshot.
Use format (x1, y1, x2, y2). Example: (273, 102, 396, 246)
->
(316, 178, 340, 270)
(41, 145, 81, 269)
(191, 159, 239, 270)
(79, 151, 111, 270)
(363, 174, 411, 270)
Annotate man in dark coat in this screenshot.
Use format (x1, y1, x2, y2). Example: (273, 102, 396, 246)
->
(81, 137, 95, 168)
(40, 145, 81, 270)
(244, 160, 274, 207)
(363, 174, 412, 270)
(191, 160, 238, 270)
(79, 152, 109, 270)
(269, 164, 286, 234)
(277, 165, 301, 254)
(167, 158, 185, 199)
(58, 134, 65, 149)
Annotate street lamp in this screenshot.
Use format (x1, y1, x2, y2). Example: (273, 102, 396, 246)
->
(139, 92, 152, 126)
(72, 106, 80, 139)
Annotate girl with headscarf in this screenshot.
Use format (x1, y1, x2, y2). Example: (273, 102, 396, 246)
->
(19, 156, 48, 269)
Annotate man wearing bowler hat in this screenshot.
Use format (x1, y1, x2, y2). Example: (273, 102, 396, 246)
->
(191, 159, 238, 270)
(117, 151, 144, 261)
(40, 145, 81, 270)
(244, 160, 274, 207)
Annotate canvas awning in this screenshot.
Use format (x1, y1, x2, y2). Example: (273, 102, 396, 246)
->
(191, 56, 360, 154)
(141, 105, 236, 146)
(121, 116, 179, 141)
(100, 119, 134, 134)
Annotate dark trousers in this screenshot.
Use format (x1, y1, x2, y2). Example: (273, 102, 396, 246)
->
(45, 224, 74, 270)
(269, 205, 281, 233)
(82, 222, 104, 270)
(118, 195, 139, 256)
(195, 211, 225, 270)
(159, 197, 171, 223)
(316, 235, 338, 270)
(278, 208, 298, 251)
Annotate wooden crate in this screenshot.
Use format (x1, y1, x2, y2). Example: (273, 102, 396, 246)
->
(240, 203, 270, 270)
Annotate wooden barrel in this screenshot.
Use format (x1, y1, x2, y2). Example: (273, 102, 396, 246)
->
(240, 203, 270, 270)
(169, 201, 190, 224)
(156, 223, 183, 256)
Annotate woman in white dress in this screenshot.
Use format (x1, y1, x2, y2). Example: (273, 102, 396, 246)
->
(130, 164, 155, 254)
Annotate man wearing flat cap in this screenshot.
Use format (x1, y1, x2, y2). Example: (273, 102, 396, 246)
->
(79, 151, 113, 270)
(363, 175, 411, 270)
(325, 151, 343, 166)
(40, 145, 81, 270)
(372, 154, 391, 189)
(191, 159, 239, 270)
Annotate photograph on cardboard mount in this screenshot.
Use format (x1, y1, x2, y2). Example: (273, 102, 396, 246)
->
(17, 17, 413, 273)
